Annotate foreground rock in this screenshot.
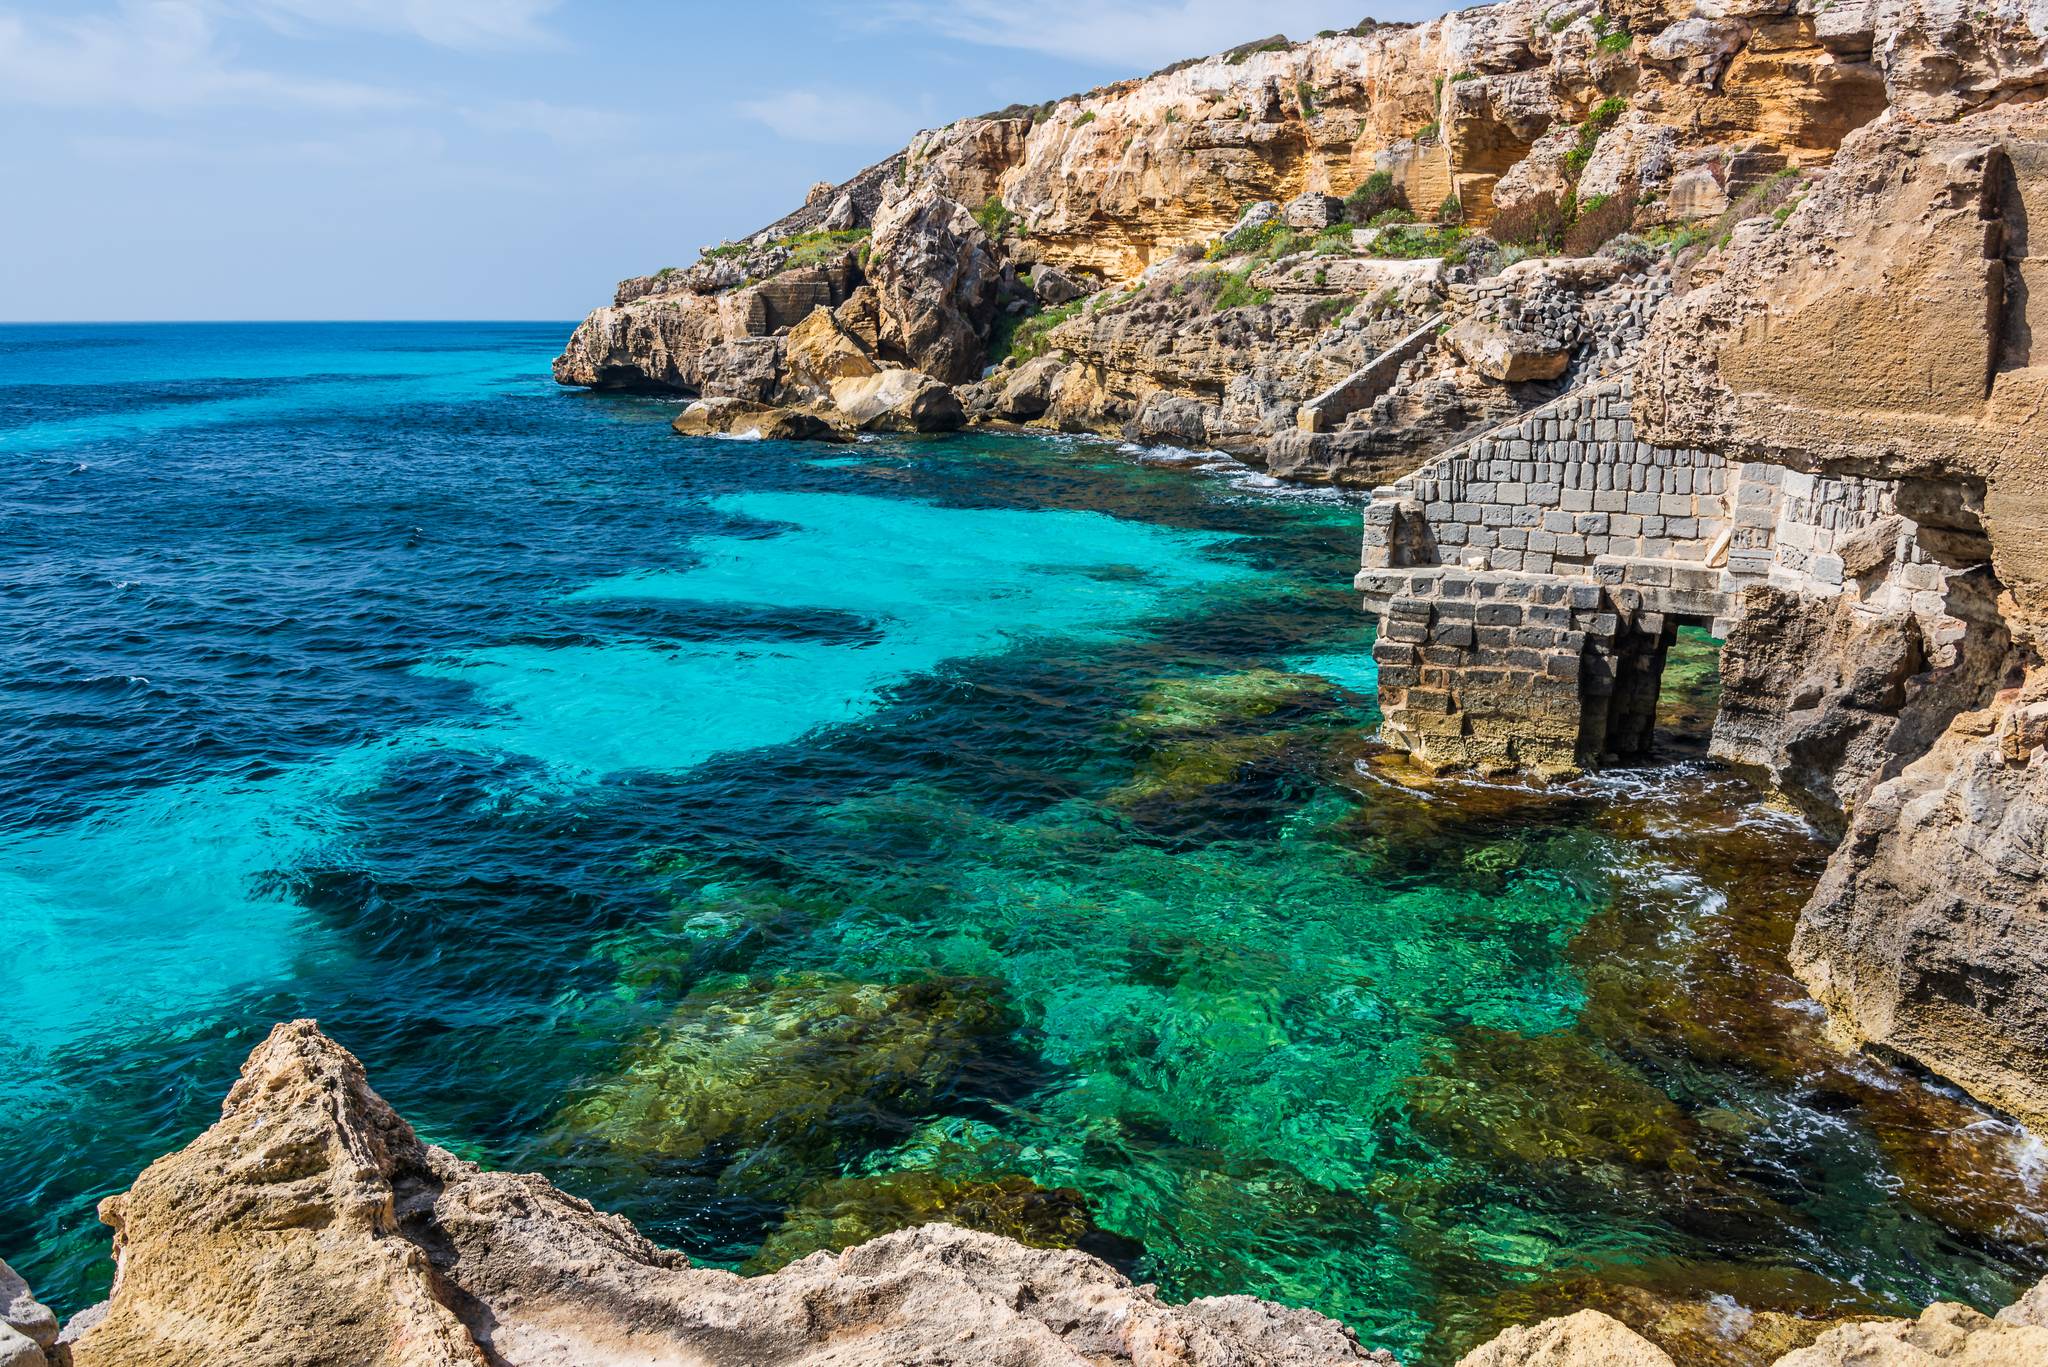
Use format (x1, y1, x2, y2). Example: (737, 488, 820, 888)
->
(1453, 1310, 1675, 1367)
(60, 1020, 1392, 1367)
(0, 1260, 57, 1367)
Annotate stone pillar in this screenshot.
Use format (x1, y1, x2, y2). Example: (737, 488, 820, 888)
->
(1359, 567, 1679, 779)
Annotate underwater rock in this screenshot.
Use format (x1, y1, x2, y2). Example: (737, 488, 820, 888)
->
(1404, 1029, 1701, 1172)
(62, 1020, 1397, 1366)
(746, 1170, 1096, 1272)
(557, 973, 1011, 1178)
(1124, 669, 1328, 735)
(1109, 731, 1295, 808)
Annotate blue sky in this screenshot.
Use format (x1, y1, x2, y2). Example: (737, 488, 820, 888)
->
(0, 1, 1440, 321)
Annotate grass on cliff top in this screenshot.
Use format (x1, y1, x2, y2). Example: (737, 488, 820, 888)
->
(697, 228, 870, 273)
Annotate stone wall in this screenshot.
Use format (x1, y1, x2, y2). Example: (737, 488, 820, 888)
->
(1357, 377, 1963, 776)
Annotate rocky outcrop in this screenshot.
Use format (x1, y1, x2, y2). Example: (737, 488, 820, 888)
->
(1632, 91, 2048, 1130)
(0, 1260, 57, 1367)
(1770, 1295, 2048, 1366)
(865, 185, 1003, 384)
(557, 0, 2022, 477)
(57, 1021, 1394, 1367)
(1453, 1310, 1676, 1367)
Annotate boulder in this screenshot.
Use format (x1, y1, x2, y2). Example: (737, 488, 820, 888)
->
(59, 1020, 1389, 1367)
(1283, 192, 1345, 229)
(1453, 1310, 1677, 1367)
(785, 307, 881, 392)
(1445, 319, 1570, 383)
(822, 192, 859, 232)
(1129, 391, 1214, 447)
(866, 184, 1002, 384)
(673, 399, 850, 442)
(0, 1262, 55, 1352)
(746, 408, 854, 443)
(805, 180, 836, 207)
(830, 368, 965, 432)
(1031, 264, 1091, 306)
(0, 1327, 46, 1367)
(1772, 1299, 2048, 1366)
(672, 396, 769, 436)
(991, 354, 1068, 420)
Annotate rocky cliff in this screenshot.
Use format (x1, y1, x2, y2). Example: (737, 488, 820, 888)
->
(14, 1022, 2048, 1367)
(553, 0, 2043, 481)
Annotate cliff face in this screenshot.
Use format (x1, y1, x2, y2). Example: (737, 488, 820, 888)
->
(554, 0, 1987, 475)
(1635, 93, 2048, 1129)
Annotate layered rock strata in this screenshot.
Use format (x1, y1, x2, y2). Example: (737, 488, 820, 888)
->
(556, 0, 2008, 477)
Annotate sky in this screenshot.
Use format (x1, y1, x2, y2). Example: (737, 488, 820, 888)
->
(0, 0, 1446, 321)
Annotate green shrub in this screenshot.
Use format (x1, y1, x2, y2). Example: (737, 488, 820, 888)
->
(1073, 110, 1096, 126)
(973, 197, 1017, 238)
(1417, 121, 1441, 143)
(1438, 194, 1465, 225)
(1365, 224, 1468, 260)
(653, 266, 680, 280)
(1302, 295, 1355, 329)
(1212, 265, 1273, 311)
(1344, 171, 1400, 225)
(990, 298, 1084, 364)
(1451, 70, 1478, 82)
(1597, 29, 1634, 52)
(1296, 80, 1319, 117)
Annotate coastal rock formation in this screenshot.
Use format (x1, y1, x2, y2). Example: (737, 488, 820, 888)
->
(58, 1020, 1393, 1367)
(0, 1260, 58, 1367)
(1452, 1310, 1676, 1367)
(12, 1020, 2048, 1365)
(556, 0, 1999, 468)
(1631, 92, 2048, 1129)
(866, 185, 1003, 384)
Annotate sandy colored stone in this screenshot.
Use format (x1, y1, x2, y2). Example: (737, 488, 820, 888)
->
(1454, 1310, 1677, 1367)
(65, 1021, 1389, 1367)
(1771, 1300, 2048, 1366)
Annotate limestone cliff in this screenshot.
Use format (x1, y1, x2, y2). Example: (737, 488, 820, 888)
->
(1634, 96, 2048, 1130)
(555, 0, 2002, 479)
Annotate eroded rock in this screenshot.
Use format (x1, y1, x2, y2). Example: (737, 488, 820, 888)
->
(866, 184, 1002, 384)
(61, 1020, 1394, 1367)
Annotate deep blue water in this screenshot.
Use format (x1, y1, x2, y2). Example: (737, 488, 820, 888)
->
(1, 323, 2042, 1363)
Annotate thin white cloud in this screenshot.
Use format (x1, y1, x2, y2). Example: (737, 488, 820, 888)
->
(244, 0, 562, 51)
(738, 87, 929, 146)
(867, 0, 1434, 70)
(459, 98, 637, 147)
(0, 1, 413, 111)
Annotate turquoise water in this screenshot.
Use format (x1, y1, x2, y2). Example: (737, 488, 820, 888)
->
(1, 324, 2041, 1362)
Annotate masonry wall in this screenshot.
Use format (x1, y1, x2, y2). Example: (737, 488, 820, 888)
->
(1358, 375, 1964, 777)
